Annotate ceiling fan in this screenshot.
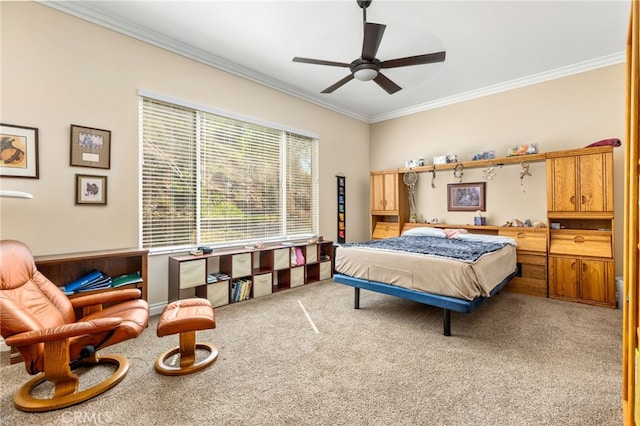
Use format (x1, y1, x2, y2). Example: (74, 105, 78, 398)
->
(292, 0, 446, 95)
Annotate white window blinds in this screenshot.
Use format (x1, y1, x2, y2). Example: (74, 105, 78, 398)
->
(140, 96, 318, 251)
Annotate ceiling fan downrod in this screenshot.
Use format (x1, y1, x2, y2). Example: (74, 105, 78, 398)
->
(357, 0, 372, 22)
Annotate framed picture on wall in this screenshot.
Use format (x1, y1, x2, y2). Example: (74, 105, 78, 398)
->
(76, 174, 107, 205)
(447, 182, 486, 212)
(0, 123, 39, 178)
(70, 124, 111, 169)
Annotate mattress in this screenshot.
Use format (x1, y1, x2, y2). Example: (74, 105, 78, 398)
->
(334, 235, 517, 301)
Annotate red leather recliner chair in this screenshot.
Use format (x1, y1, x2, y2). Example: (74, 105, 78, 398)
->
(0, 240, 149, 412)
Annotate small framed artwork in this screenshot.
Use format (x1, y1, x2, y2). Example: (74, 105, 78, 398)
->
(0, 123, 39, 178)
(76, 174, 107, 205)
(70, 124, 111, 169)
(447, 182, 486, 212)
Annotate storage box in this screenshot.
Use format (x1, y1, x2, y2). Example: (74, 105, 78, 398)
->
(207, 281, 229, 307)
(319, 262, 332, 280)
(179, 259, 205, 289)
(290, 266, 304, 287)
(253, 272, 272, 298)
(305, 245, 318, 263)
(273, 248, 290, 270)
(232, 253, 251, 277)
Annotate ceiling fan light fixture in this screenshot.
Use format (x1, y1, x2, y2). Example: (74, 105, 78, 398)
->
(353, 68, 378, 81)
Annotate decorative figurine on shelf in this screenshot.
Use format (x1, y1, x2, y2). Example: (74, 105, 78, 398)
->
(403, 170, 418, 223)
(520, 161, 531, 192)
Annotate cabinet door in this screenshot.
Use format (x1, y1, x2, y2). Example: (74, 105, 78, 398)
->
(580, 259, 615, 304)
(371, 173, 397, 213)
(578, 153, 611, 212)
(548, 256, 579, 299)
(548, 156, 577, 212)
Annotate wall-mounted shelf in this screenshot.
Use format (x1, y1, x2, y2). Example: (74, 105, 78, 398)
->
(398, 153, 546, 173)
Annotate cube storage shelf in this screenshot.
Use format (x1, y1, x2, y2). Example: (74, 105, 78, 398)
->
(168, 241, 334, 307)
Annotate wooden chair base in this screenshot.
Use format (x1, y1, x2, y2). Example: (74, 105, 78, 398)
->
(14, 354, 129, 412)
(155, 342, 218, 376)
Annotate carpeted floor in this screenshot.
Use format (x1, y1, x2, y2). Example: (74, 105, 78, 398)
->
(0, 279, 623, 425)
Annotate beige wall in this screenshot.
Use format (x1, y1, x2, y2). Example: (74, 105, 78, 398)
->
(0, 2, 370, 311)
(0, 2, 626, 311)
(371, 64, 626, 275)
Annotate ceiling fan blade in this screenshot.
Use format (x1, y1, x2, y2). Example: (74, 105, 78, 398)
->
(361, 22, 386, 61)
(321, 75, 355, 94)
(380, 51, 446, 69)
(292, 57, 351, 68)
(373, 72, 402, 94)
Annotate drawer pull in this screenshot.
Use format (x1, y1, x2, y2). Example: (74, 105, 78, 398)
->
(570, 195, 575, 205)
(517, 232, 526, 238)
(574, 236, 585, 243)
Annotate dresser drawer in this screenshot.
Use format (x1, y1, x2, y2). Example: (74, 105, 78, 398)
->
(549, 230, 612, 258)
(179, 259, 205, 289)
(232, 253, 252, 277)
(372, 222, 399, 239)
(498, 228, 547, 252)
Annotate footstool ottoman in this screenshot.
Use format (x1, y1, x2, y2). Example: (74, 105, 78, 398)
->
(155, 298, 218, 376)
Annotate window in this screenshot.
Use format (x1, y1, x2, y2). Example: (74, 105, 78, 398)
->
(140, 93, 318, 251)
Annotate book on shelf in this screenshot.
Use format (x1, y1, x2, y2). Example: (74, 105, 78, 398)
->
(231, 279, 252, 302)
(111, 271, 142, 288)
(60, 270, 141, 294)
(75, 273, 113, 292)
(59, 269, 104, 293)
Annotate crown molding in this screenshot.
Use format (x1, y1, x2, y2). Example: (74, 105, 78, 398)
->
(38, 1, 370, 122)
(369, 52, 626, 123)
(38, 1, 626, 125)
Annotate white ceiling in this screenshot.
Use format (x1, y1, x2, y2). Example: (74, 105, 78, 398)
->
(41, 0, 630, 123)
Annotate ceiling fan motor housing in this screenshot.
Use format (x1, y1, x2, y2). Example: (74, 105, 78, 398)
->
(351, 59, 380, 80)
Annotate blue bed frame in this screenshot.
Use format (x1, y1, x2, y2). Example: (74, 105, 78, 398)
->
(333, 269, 517, 336)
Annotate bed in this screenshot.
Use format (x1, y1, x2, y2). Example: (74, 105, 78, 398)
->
(333, 225, 518, 336)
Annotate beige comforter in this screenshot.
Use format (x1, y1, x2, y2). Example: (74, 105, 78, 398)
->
(334, 243, 516, 301)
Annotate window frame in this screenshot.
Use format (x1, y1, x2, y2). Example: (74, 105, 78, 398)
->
(138, 89, 319, 254)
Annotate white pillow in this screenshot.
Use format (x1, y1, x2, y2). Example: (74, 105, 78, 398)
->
(455, 233, 517, 246)
(402, 227, 446, 238)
